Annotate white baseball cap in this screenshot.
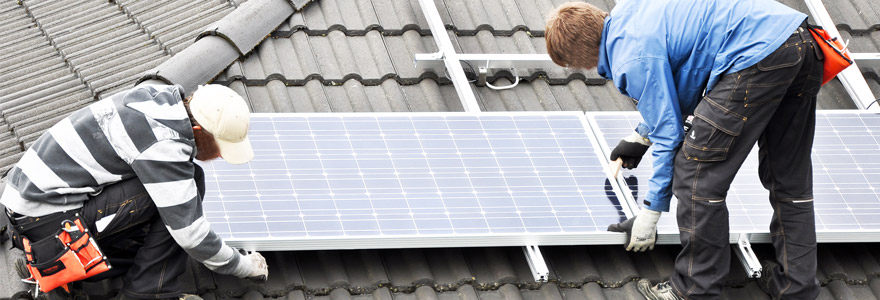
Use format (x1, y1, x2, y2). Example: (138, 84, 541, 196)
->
(189, 84, 254, 164)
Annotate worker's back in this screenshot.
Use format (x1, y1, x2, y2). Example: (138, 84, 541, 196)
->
(599, 0, 806, 115)
(0, 85, 193, 217)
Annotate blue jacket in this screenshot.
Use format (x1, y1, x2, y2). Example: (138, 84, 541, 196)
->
(596, 0, 806, 212)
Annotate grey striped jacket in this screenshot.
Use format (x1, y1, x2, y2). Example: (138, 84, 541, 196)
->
(0, 85, 251, 277)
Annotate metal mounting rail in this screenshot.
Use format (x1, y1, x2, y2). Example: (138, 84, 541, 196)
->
(804, 0, 879, 111)
(414, 53, 557, 69)
(734, 234, 762, 278)
(415, 53, 557, 89)
(416, 0, 481, 112)
(523, 245, 550, 282)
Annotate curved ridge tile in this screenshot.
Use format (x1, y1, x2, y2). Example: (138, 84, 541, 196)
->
(197, 0, 293, 55)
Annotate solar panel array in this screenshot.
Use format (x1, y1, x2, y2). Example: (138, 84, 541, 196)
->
(199, 113, 630, 248)
(589, 111, 880, 239)
(812, 112, 880, 232)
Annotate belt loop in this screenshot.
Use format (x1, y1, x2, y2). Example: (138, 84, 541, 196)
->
(799, 20, 809, 43)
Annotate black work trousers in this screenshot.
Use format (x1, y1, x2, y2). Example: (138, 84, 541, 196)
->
(669, 26, 822, 299)
(13, 165, 206, 299)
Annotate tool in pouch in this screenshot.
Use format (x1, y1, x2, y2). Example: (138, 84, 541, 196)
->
(17, 214, 111, 296)
(805, 24, 853, 85)
(610, 115, 694, 177)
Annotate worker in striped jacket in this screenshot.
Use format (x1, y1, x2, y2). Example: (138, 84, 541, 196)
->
(1, 84, 268, 300)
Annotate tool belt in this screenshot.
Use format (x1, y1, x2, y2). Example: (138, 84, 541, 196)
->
(7, 212, 111, 294)
(806, 24, 853, 85)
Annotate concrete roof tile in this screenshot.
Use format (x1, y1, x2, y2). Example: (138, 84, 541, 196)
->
(442, 0, 525, 33)
(383, 30, 442, 79)
(370, 0, 429, 32)
(301, 0, 379, 31)
(0, 50, 59, 74)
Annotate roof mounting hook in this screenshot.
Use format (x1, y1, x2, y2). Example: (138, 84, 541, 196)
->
(480, 60, 520, 90)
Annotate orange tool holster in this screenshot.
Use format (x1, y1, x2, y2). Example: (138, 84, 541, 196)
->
(16, 214, 111, 294)
(806, 25, 854, 85)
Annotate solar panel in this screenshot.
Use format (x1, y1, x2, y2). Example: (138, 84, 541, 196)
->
(198, 112, 632, 250)
(588, 111, 880, 243)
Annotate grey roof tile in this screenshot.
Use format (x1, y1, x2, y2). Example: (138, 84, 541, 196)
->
(442, 0, 527, 34)
(117, 0, 234, 54)
(0, 1, 234, 173)
(475, 81, 635, 112)
(822, 0, 880, 34)
(225, 79, 459, 113)
(398, 79, 462, 111)
(312, 31, 396, 80)
(384, 30, 443, 79)
(817, 80, 863, 109)
(300, 0, 380, 32)
(369, 0, 430, 32)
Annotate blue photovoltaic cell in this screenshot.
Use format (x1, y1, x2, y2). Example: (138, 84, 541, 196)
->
(590, 112, 880, 235)
(199, 113, 627, 240)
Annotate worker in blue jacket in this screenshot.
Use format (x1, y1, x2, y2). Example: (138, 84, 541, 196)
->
(546, 1, 822, 299)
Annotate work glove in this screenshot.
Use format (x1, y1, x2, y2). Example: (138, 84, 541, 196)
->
(609, 131, 652, 169)
(238, 250, 269, 282)
(607, 208, 661, 252)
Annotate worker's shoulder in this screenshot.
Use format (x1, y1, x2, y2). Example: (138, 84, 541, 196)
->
(116, 85, 189, 120)
(122, 84, 186, 106)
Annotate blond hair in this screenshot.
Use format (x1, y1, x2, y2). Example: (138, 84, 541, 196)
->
(545, 2, 608, 69)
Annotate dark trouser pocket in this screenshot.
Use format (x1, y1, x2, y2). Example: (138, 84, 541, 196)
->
(682, 98, 747, 162)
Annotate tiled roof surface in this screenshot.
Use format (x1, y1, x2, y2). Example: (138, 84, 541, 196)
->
(214, 0, 876, 115)
(0, 0, 234, 174)
(28, 243, 874, 300)
(2, 0, 880, 299)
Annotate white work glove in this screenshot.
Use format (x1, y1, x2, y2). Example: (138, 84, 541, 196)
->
(607, 208, 661, 252)
(238, 251, 268, 282)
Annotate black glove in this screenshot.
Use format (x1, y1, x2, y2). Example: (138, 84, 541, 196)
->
(609, 132, 651, 169)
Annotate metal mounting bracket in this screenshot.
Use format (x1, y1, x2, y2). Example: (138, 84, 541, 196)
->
(523, 244, 549, 282)
(734, 234, 762, 278)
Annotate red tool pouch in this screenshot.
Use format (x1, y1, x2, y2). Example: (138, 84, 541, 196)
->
(807, 25, 853, 85)
(21, 215, 111, 293)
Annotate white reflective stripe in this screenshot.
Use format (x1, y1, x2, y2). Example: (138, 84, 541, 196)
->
(708, 200, 724, 203)
(0, 183, 25, 209)
(167, 216, 211, 249)
(91, 101, 140, 163)
(54, 186, 98, 195)
(143, 179, 197, 208)
(48, 119, 122, 184)
(138, 140, 191, 162)
(202, 245, 237, 271)
(126, 101, 188, 120)
(791, 199, 814, 203)
(18, 150, 68, 191)
(0, 183, 83, 217)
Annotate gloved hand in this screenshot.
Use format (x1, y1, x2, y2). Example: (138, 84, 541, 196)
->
(239, 250, 268, 282)
(610, 131, 652, 169)
(607, 208, 661, 252)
